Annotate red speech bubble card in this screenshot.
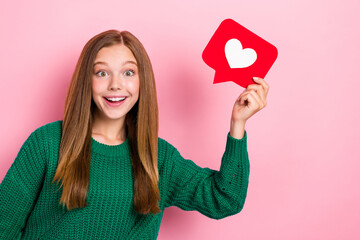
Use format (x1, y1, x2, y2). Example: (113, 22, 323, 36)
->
(202, 18, 278, 88)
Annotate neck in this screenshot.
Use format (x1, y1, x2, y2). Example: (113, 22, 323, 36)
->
(92, 112, 127, 141)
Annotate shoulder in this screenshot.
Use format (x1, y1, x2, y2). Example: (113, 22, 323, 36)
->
(157, 137, 182, 169)
(27, 119, 63, 147)
(157, 137, 179, 156)
(32, 119, 62, 134)
(11, 120, 63, 172)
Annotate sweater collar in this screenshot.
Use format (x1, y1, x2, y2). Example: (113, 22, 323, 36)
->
(90, 136, 130, 157)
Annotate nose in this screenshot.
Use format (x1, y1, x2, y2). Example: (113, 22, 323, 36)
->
(109, 73, 124, 90)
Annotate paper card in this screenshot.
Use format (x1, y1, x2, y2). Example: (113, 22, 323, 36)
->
(202, 18, 278, 88)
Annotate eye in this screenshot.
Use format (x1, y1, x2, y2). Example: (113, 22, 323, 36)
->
(124, 70, 135, 77)
(96, 71, 108, 77)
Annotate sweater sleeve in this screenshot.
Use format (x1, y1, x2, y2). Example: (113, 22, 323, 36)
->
(0, 127, 47, 239)
(165, 131, 250, 220)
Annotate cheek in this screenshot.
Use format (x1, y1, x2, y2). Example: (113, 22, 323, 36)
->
(128, 78, 140, 97)
(92, 79, 103, 95)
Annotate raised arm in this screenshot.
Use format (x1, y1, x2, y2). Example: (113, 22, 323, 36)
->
(163, 131, 249, 219)
(163, 76, 269, 219)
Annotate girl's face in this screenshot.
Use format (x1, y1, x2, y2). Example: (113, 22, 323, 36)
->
(92, 44, 140, 122)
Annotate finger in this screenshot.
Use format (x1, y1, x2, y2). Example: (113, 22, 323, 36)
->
(239, 91, 249, 105)
(236, 89, 248, 103)
(247, 89, 264, 109)
(243, 91, 260, 110)
(239, 88, 257, 104)
(246, 84, 266, 105)
(239, 90, 253, 106)
(253, 77, 270, 95)
(239, 95, 246, 105)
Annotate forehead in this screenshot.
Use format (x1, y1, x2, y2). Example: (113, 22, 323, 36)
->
(94, 44, 137, 66)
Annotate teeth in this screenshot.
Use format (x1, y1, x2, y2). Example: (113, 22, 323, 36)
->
(106, 97, 125, 101)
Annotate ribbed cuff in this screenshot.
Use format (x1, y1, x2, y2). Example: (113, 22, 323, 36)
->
(224, 130, 247, 160)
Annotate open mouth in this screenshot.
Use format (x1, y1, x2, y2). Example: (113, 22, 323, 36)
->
(103, 97, 127, 103)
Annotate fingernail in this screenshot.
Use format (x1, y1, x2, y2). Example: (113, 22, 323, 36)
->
(253, 77, 259, 81)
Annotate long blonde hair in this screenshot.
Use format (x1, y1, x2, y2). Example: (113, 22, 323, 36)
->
(52, 30, 160, 214)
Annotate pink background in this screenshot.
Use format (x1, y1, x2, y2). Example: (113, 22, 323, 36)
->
(1, 0, 359, 239)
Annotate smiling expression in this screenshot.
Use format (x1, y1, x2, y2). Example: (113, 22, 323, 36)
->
(92, 43, 140, 122)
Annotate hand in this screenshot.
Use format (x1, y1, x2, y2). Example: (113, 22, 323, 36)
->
(230, 77, 269, 138)
(232, 76, 269, 122)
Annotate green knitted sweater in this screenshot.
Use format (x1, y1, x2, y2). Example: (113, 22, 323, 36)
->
(0, 120, 249, 239)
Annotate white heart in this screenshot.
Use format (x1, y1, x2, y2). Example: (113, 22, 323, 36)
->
(225, 38, 257, 68)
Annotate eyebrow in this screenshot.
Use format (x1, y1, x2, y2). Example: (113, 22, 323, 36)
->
(93, 60, 137, 66)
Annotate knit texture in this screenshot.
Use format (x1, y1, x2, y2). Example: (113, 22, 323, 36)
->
(0, 120, 250, 239)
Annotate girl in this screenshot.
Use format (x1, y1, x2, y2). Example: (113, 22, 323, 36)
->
(0, 30, 268, 239)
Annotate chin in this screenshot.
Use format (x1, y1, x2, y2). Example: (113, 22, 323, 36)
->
(105, 113, 127, 121)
